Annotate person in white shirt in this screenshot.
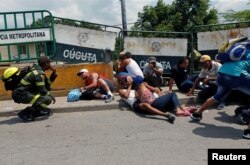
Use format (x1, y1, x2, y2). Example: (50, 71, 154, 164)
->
(187, 55, 222, 103)
(116, 51, 144, 86)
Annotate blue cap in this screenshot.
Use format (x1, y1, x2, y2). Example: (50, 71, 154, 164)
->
(132, 75, 144, 86)
(117, 72, 144, 87)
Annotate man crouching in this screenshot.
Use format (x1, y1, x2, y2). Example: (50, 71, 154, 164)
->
(2, 56, 57, 121)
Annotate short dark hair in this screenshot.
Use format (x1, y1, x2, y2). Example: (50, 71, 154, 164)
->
(119, 51, 132, 60)
(124, 52, 132, 58)
(178, 57, 189, 65)
(38, 56, 50, 66)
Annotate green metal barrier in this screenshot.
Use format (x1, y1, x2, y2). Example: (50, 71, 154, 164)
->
(0, 10, 56, 63)
(52, 16, 123, 32)
(193, 21, 250, 32)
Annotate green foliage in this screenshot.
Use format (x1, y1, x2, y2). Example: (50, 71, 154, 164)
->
(133, 0, 172, 32)
(204, 8, 218, 25)
(131, 0, 218, 35)
(30, 18, 43, 28)
(114, 37, 123, 61)
(79, 21, 102, 30)
(221, 9, 250, 22)
(52, 17, 102, 30)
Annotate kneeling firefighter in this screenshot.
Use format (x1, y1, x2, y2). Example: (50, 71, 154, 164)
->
(1, 56, 57, 121)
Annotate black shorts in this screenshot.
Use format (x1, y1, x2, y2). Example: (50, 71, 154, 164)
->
(99, 79, 114, 94)
(132, 100, 142, 113)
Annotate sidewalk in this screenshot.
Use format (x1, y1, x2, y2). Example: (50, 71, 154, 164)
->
(0, 86, 197, 117)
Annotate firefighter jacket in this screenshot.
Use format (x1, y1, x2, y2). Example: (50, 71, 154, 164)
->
(18, 64, 57, 95)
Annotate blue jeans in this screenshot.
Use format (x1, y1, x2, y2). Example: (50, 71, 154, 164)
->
(151, 92, 180, 112)
(179, 75, 201, 92)
(213, 73, 250, 103)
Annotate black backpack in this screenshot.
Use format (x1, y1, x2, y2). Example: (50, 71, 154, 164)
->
(79, 88, 95, 100)
(2, 66, 32, 91)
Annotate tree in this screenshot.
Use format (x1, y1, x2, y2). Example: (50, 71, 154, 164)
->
(131, 0, 218, 33)
(220, 9, 250, 22)
(52, 18, 102, 30)
(133, 0, 172, 32)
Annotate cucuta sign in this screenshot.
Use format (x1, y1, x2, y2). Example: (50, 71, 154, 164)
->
(53, 24, 117, 63)
(54, 43, 105, 63)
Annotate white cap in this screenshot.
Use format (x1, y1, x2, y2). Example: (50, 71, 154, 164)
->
(77, 69, 88, 76)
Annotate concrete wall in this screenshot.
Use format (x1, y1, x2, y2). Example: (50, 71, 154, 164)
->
(54, 24, 117, 50)
(123, 37, 188, 74)
(197, 27, 250, 51)
(0, 63, 113, 100)
(124, 37, 188, 57)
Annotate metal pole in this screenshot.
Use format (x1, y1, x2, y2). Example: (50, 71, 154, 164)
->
(120, 0, 127, 36)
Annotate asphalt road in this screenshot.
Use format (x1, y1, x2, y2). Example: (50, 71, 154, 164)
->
(0, 105, 249, 165)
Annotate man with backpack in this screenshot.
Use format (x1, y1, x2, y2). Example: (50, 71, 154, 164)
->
(1, 56, 57, 121)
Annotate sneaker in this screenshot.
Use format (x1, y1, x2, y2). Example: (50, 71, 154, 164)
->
(234, 107, 248, 125)
(235, 106, 244, 116)
(242, 129, 250, 139)
(216, 103, 225, 110)
(237, 113, 248, 125)
(190, 112, 202, 121)
(166, 113, 176, 123)
(105, 95, 113, 103)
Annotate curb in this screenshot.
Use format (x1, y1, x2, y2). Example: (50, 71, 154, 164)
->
(0, 104, 121, 117)
(0, 96, 197, 117)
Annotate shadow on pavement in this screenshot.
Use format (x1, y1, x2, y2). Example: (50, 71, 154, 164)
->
(0, 117, 23, 125)
(214, 111, 237, 125)
(190, 121, 243, 140)
(118, 99, 131, 111)
(0, 115, 52, 125)
(134, 113, 174, 124)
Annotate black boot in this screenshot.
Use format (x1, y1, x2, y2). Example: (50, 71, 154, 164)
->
(32, 108, 52, 120)
(17, 107, 35, 122)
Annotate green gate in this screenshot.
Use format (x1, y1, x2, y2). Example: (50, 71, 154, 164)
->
(0, 10, 56, 63)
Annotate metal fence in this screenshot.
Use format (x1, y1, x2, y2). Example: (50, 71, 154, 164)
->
(0, 10, 56, 63)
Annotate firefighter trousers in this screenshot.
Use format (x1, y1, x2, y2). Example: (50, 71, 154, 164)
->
(12, 88, 53, 111)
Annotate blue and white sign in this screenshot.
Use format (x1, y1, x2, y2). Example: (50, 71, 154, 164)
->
(123, 37, 188, 74)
